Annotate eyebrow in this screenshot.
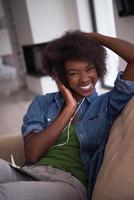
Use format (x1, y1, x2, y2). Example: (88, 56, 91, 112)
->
(66, 63, 92, 72)
(66, 69, 79, 72)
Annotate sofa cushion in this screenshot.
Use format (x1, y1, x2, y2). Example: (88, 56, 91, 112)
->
(0, 134, 25, 166)
(92, 97, 134, 200)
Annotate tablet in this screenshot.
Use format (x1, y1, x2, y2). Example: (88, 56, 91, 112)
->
(8, 162, 42, 181)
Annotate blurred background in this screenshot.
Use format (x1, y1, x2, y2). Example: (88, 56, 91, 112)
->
(0, 0, 134, 135)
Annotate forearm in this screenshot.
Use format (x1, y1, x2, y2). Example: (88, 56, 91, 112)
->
(88, 32, 134, 81)
(24, 106, 75, 163)
(92, 33, 134, 63)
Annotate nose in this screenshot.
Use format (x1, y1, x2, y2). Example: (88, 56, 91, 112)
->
(79, 72, 89, 83)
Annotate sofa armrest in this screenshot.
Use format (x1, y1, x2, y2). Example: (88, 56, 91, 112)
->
(0, 134, 25, 166)
(92, 96, 134, 200)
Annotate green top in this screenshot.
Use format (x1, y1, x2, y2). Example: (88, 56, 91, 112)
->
(38, 125, 88, 188)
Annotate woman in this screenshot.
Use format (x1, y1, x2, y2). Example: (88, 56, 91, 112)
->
(0, 30, 134, 200)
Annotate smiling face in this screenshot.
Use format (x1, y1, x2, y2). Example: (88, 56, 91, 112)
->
(65, 60, 98, 101)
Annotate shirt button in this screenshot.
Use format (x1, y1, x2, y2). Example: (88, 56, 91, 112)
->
(47, 118, 51, 121)
(79, 134, 83, 140)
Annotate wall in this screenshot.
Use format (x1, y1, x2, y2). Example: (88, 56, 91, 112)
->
(113, 0, 134, 71)
(25, 0, 80, 43)
(75, 0, 93, 32)
(11, 0, 33, 45)
(93, 0, 119, 88)
(0, 0, 12, 56)
(0, 0, 3, 17)
(0, 29, 12, 56)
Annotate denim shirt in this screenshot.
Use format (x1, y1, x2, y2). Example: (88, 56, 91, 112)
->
(22, 72, 134, 198)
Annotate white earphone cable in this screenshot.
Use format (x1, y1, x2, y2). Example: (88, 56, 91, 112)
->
(51, 98, 85, 148)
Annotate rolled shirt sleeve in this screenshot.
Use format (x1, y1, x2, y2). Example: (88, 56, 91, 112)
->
(21, 96, 47, 137)
(106, 71, 134, 124)
(115, 72, 134, 94)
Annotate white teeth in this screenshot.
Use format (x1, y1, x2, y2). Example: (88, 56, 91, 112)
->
(80, 83, 91, 90)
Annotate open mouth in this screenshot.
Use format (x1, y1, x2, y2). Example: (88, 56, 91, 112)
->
(79, 83, 92, 90)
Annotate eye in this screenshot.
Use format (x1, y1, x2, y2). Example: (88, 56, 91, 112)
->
(68, 72, 79, 76)
(87, 64, 95, 72)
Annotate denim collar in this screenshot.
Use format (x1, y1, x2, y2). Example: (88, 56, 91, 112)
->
(86, 89, 98, 104)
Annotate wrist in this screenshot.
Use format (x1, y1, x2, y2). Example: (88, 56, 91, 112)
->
(63, 104, 77, 118)
(87, 32, 105, 43)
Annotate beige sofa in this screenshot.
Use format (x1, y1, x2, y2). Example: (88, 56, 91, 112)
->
(92, 96, 134, 200)
(0, 97, 134, 199)
(0, 134, 25, 166)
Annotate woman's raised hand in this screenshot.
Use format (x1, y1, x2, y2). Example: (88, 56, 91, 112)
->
(55, 78, 77, 112)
